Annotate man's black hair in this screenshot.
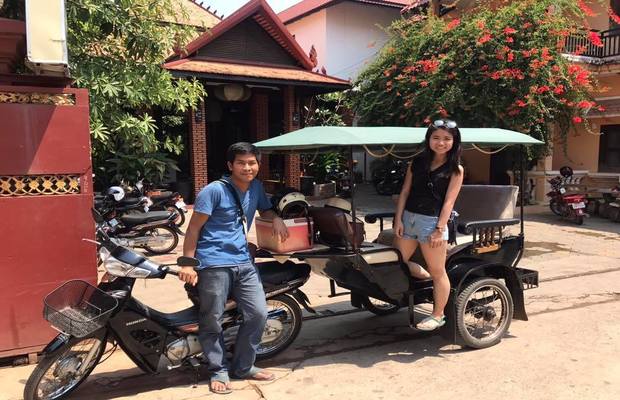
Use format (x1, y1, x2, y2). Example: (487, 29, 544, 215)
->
(226, 142, 260, 163)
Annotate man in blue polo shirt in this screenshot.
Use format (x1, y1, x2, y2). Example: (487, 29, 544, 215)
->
(179, 142, 289, 394)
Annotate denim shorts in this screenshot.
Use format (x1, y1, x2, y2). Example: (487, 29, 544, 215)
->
(401, 210, 448, 243)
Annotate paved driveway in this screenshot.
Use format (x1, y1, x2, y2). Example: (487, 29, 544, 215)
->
(2, 186, 619, 400)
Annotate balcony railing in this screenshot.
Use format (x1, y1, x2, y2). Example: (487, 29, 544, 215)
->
(564, 28, 620, 61)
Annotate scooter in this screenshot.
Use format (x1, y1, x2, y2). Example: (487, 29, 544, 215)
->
(23, 222, 313, 400)
(375, 160, 407, 196)
(133, 180, 188, 227)
(547, 167, 587, 225)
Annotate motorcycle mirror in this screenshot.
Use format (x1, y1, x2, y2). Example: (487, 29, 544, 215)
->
(177, 256, 201, 268)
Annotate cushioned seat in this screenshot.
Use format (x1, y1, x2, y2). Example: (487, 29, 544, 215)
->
(120, 210, 171, 225)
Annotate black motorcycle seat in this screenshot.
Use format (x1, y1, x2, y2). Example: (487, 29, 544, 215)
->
(150, 191, 175, 201)
(119, 196, 143, 206)
(258, 261, 310, 286)
(147, 306, 198, 328)
(121, 211, 171, 225)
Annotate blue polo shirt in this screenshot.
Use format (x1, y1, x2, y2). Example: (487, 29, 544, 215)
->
(193, 176, 272, 268)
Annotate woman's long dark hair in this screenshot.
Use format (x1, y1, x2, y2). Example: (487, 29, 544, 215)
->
(421, 122, 462, 175)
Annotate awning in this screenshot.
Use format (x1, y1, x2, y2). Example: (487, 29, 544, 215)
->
(164, 58, 351, 90)
(254, 126, 543, 154)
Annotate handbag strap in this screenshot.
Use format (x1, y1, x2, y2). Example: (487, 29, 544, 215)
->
(217, 179, 248, 237)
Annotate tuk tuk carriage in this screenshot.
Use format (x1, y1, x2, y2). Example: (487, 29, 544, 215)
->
(254, 126, 541, 349)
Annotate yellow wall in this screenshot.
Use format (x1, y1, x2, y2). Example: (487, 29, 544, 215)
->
(462, 149, 490, 184)
(552, 124, 602, 171)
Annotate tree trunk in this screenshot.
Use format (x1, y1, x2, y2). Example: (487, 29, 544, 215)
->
(431, 0, 440, 16)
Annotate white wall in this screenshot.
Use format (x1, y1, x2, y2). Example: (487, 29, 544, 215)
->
(285, 9, 327, 72)
(325, 2, 401, 80)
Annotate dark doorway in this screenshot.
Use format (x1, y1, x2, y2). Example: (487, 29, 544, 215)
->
(206, 97, 251, 179)
(599, 124, 620, 172)
(268, 93, 285, 180)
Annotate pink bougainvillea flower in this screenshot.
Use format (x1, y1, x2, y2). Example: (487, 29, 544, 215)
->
(490, 71, 502, 80)
(609, 7, 620, 24)
(577, 100, 595, 109)
(420, 81, 429, 87)
(506, 36, 514, 43)
(588, 31, 604, 47)
(553, 85, 565, 95)
(523, 22, 532, 29)
(598, 105, 606, 112)
(578, 1, 596, 17)
(476, 20, 485, 30)
(516, 100, 527, 108)
(536, 85, 550, 94)
(507, 52, 515, 62)
(478, 33, 492, 44)
(446, 18, 460, 31)
(573, 116, 583, 123)
(503, 27, 517, 35)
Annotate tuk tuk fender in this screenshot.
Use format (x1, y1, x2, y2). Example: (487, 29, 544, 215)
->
(449, 261, 528, 322)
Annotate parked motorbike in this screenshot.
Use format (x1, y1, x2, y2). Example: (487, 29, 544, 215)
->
(23, 221, 313, 400)
(547, 166, 587, 225)
(375, 160, 407, 196)
(96, 187, 183, 254)
(325, 167, 351, 198)
(131, 180, 188, 227)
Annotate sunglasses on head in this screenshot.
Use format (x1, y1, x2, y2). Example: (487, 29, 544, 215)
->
(432, 119, 457, 129)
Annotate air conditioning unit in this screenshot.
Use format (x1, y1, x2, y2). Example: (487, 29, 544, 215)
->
(24, 0, 69, 76)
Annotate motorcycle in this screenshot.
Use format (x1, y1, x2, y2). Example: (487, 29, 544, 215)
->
(96, 187, 183, 255)
(375, 159, 407, 196)
(546, 166, 587, 225)
(23, 220, 313, 400)
(132, 180, 188, 227)
(325, 167, 351, 198)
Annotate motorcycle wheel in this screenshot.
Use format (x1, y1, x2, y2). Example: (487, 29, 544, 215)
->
(24, 331, 107, 400)
(166, 205, 186, 227)
(376, 181, 390, 196)
(549, 199, 562, 216)
(143, 226, 179, 254)
(575, 215, 584, 225)
(255, 294, 303, 360)
(455, 278, 513, 349)
(361, 296, 400, 316)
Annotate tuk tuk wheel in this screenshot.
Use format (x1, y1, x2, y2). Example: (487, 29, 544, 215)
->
(361, 296, 401, 316)
(455, 278, 513, 349)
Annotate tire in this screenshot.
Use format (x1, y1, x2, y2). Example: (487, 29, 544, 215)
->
(575, 215, 584, 225)
(549, 199, 562, 216)
(375, 181, 388, 195)
(24, 332, 107, 400)
(166, 206, 186, 227)
(143, 226, 179, 254)
(607, 206, 620, 222)
(361, 296, 401, 316)
(255, 294, 303, 360)
(455, 278, 513, 349)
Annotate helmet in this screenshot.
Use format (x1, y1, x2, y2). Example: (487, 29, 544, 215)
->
(559, 166, 573, 178)
(106, 186, 125, 202)
(325, 197, 351, 214)
(278, 192, 310, 219)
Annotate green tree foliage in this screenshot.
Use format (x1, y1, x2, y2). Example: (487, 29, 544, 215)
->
(350, 0, 608, 156)
(66, 0, 206, 185)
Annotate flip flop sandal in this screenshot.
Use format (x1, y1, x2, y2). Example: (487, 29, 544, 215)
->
(416, 315, 446, 331)
(209, 379, 232, 395)
(248, 371, 276, 381)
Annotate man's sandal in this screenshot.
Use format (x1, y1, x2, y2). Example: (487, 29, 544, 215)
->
(416, 315, 446, 331)
(247, 370, 275, 381)
(209, 379, 232, 395)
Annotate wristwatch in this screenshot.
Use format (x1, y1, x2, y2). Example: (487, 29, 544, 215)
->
(435, 225, 446, 233)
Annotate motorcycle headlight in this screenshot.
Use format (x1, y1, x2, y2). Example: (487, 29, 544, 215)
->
(100, 248, 151, 278)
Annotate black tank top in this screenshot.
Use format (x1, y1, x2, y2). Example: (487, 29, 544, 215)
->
(405, 155, 452, 217)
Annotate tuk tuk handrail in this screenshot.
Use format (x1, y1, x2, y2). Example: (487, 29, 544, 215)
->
(457, 218, 520, 235)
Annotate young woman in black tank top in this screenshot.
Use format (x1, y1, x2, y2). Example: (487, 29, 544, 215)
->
(393, 120, 464, 331)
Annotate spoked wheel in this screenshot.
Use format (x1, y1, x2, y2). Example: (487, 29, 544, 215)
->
(361, 296, 401, 316)
(256, 294, 303, 360)
(166, 206, 186, 227)
(455, 278, 513, 349)
(24, 333, 107, 400)
(549, 199, 562, 216)
(143, 226, 178, 254)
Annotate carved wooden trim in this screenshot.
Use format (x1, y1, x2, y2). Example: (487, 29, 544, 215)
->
(0, 92, 76, 106)
(0, 175, 81, 197)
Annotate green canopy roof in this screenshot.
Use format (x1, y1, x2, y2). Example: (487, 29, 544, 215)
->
(254, 126, 543, 154)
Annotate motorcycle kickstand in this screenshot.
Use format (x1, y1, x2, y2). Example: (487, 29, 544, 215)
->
(188, 357, 201, 388)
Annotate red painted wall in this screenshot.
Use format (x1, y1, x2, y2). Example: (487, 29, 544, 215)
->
(0, 86, 96, 357)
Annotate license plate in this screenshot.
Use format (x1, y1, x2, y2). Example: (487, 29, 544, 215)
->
(571, 202, 585, 209)
(559, 188, 566, 194)
(109, 218, 119, 227)
(175, 200, 187, 210)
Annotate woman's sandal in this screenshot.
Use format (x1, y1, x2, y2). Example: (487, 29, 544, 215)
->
(416, 315, 446, 331)
(209, 379, 232, 395)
